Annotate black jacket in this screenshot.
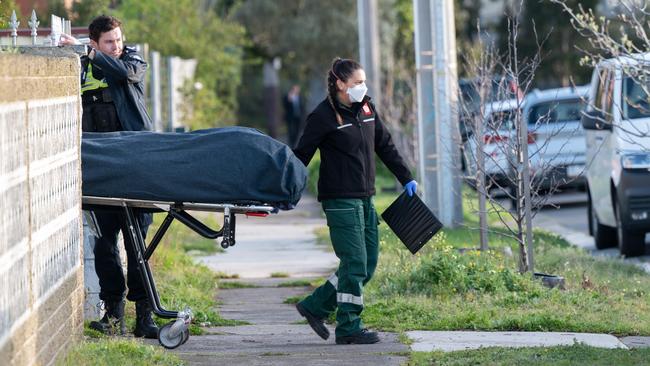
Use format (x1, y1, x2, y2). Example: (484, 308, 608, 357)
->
(87, 47, 152, 132)
(293, 97, 413, 201)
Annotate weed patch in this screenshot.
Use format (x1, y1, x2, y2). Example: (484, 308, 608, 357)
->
(57, 338, 182, 366)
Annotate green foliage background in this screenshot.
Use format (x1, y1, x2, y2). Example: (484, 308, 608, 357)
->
(0, 0, 18, 29)
(13, 0, 614, 130)
(116, 0, 246, 129)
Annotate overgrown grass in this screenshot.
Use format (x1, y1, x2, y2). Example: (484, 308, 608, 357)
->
(217, 281, 258, 289)
(277, 278, 324, 288)
(214, 271, 240, 279)
(270, 272, 290, 278)
(57, 339, 183, 366)
(283, 295, 305, 304)
(364, 189, 650, 335)
(408, 345, 650, 366)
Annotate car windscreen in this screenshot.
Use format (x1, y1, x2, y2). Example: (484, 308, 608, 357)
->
(622, 76, 650, 119)
(528, 98, 585, 125)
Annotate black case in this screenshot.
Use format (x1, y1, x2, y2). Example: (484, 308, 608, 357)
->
(381, 191, 443, 254)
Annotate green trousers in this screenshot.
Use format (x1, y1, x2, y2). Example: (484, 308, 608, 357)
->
(299, 197, 379, 337)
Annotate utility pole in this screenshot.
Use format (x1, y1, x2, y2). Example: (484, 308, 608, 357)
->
(413, 0, 463, 227)
(357, 0, 381, 105)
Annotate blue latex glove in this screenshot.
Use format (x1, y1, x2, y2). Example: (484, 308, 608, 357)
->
(404, 180, 418, 197)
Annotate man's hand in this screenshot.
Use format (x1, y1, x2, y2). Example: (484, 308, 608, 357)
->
(59, 33, 81, 46)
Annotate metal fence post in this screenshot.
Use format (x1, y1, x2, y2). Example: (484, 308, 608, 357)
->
(150, 51, 162, 132)
(168, 56, 175, 132)
(10, 10, 19, 47)
(29, 10, 39, 45)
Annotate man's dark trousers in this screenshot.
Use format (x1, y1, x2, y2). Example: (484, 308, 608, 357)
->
(93, 210, 152, 302)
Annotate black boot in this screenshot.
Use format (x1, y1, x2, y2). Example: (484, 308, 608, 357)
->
(335, 329, 380, 345)
(134, 299, 159, 339)
(296, 302, 330, 340)
(89, 299, 126, 335)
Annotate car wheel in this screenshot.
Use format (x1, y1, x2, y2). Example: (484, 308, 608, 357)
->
(589, 193, 617, 249)
(616, 198, 645, 257)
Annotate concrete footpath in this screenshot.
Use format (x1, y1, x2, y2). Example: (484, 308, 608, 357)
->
(156, 194, 649, 365)
(170, 194, 408, 365)
(173, 277, 408, 365)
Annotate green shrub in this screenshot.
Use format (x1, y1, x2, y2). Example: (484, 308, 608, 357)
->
(371, 232, 541, 298)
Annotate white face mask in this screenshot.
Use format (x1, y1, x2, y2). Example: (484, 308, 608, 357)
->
(347, 82, 368, 103)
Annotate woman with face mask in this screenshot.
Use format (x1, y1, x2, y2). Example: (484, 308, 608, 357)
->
(293, 58, 418, 345)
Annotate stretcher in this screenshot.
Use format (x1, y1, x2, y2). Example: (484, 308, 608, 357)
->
(82, 195, 276, 349)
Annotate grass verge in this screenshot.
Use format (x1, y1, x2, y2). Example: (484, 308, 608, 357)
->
(57, 339, 183, 366)
(364, 188, 650, 335)
(407, 345, 650, 366)
(218, 281, 259, 289)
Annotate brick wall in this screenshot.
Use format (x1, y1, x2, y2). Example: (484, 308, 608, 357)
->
(0, 48, 83, 366)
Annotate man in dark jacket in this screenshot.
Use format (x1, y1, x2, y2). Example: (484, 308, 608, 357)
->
(60, 15, 158, 339)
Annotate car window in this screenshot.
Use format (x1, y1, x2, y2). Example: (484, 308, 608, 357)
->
(622, 76, 650, 119)
(528, 98, 586, 125)
(459, 76, 521, 109)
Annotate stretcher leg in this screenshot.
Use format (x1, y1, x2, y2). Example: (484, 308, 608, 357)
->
(120, 203, 178, 319)
(120, 204, 192, 348)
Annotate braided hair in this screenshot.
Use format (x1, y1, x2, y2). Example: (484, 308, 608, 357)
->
(327, 58, 363, 125)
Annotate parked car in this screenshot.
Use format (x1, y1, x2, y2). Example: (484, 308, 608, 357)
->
(463, 86, 588, 193)
(462, 98, 521, 190)
(523, 86, 589, 190)
(459, 76, 523, 143)
(583, 53, 650, 256)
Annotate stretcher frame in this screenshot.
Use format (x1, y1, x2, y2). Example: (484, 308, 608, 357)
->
(82, 195, 275, 348)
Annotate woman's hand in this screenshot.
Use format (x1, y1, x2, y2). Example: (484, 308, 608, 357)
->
(404, 180, 418, 197)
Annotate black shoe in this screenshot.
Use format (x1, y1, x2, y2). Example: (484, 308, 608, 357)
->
(296, 302, 329, 340)
(89, 299, 126, 335)
(335, 329, 380, 345)
(134, 299, 159, 339)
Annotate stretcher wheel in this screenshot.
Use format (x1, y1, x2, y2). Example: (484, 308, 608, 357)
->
(158, 321, 187, 349)
(220, 237, 231, 248)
